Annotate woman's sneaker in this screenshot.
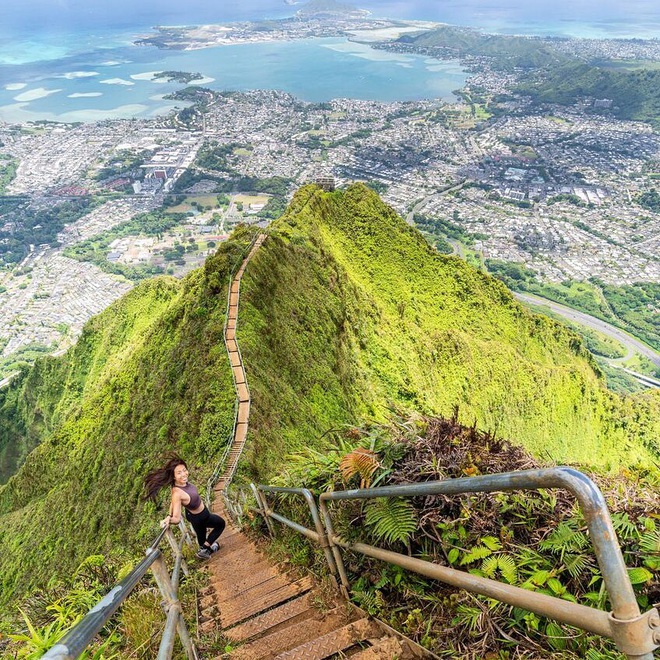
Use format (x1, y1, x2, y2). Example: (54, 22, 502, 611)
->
(210, 542, 220, 553)
(196, 547, 212, 559)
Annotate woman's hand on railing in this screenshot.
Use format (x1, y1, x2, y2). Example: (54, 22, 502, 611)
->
(160, 516, 171, 529)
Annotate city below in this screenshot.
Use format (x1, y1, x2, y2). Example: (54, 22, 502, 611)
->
(1, 6, 659, 388)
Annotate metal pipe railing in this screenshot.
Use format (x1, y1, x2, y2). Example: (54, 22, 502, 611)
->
(255, 486, 339, 586)
(251, 467, 660, 659)
(41, 523, 196, 660)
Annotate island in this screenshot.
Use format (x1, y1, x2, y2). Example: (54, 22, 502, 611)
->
(152, 71, 204, 84)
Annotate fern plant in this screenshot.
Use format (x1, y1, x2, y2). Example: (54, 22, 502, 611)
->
(339, 447, 380, 488)
(365, 497, 417, 545)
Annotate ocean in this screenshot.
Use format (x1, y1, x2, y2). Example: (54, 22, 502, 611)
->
(1, 0, 658, 124)
(0, 34, 468, 123)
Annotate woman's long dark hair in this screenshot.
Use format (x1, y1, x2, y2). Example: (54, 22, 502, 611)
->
(144, 454, 187, 501)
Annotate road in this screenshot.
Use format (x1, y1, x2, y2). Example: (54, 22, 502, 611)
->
(514, 292, 660, 370)
(405, 180, 467, 225)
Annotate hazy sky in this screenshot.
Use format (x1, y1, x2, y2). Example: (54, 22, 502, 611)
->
(2, 0, 658, 31)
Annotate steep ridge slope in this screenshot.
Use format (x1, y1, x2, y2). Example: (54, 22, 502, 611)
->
(0, 227, 258, 605)
(1, 184, 658, 615)
(235, 183, 659, 481)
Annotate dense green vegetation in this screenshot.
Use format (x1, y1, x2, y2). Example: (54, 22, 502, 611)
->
(486, 260, 660, 352)
(516, 61, 660, 127)
(94, 149, 151, 183)
(0, 343, 51, 383)
(0, 154, 18, 193)
(235, 185, 659, 483)
(397, 26, 569, 71)
(153, 70, 203, 83)
(595, 279, 660, 353)
(414, 212, 489, 254)
(258, 415, 660, 658)
(195, 141, 242, 172)
(637, 188, 660, 211)
(2, 185, 659, 657)
(0, 227, 258, 606)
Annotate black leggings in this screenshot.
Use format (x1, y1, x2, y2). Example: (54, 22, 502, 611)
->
(185, 507, 225, 547)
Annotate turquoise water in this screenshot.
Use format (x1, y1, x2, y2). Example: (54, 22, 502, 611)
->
(0, 36, 468, 123)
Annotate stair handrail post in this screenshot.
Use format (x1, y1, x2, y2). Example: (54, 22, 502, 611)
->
(317, 494, 351, 598)
(150, 552, 196, 660)
(256, 485, 341, 585)
(165, 527, 189, 577)
(250, 482, 276, 536)
(178, 518, 195, 548)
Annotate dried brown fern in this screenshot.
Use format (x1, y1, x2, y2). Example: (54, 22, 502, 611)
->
(339, 447, 380, 488)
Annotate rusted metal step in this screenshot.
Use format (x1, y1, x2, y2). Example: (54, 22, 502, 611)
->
(231, 365, 246, 383)
(218, 573, 306, 611)
(216, 572, 287, 604)
(226, 606, 351, 660)
(237, 383, 250, 402)
(273, 617, 381, 660)
(224, 594, 314, 644)
(220, 577, 314, 628)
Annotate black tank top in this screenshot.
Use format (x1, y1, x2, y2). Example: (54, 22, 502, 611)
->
(174, 482, 202, 510)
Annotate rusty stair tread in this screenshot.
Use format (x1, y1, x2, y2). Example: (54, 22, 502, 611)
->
(226, 606, 351, 660)
(220, 577, 314, 628)
(215, 572, 288, 604)
(219, 574, 309, 609)
(224, 594, 315, 644)
(272, 617, 381, 660)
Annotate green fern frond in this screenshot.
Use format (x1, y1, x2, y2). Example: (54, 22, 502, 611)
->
(497, 555, 518, 584)
(481, 536, 502, 551)
(352, 589, 380, 615)
(540, 521, 588, 554)
(460, 545, 492, 565)
(639, 530, 660, 554)
(564, 552, 592, 578)
(364, 497, 417, 545)
(611, 512, 639, 541)
(481, 555, 499, 578)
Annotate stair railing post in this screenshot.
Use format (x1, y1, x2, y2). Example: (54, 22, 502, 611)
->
(251, 483, 276, 536)
(299, 488, 340, 586)
(178, 519, 194, 547)
(165, 527, 189, 577)
(318, 496, 350, 598)
(150, 553, 196, 660)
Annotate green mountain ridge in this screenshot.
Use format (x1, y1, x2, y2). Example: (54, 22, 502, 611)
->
(1, 183, 659, 609)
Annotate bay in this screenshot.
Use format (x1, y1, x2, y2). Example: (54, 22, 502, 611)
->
(0, 37, 468, 123)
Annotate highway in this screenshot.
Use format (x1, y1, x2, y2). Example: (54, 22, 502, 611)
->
(514, 292, 660, 371)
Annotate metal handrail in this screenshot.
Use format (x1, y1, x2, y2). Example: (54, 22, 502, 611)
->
(252, 467, 660, 659)
(255, 485, 339, 585)
(41, 525, 197, 660)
